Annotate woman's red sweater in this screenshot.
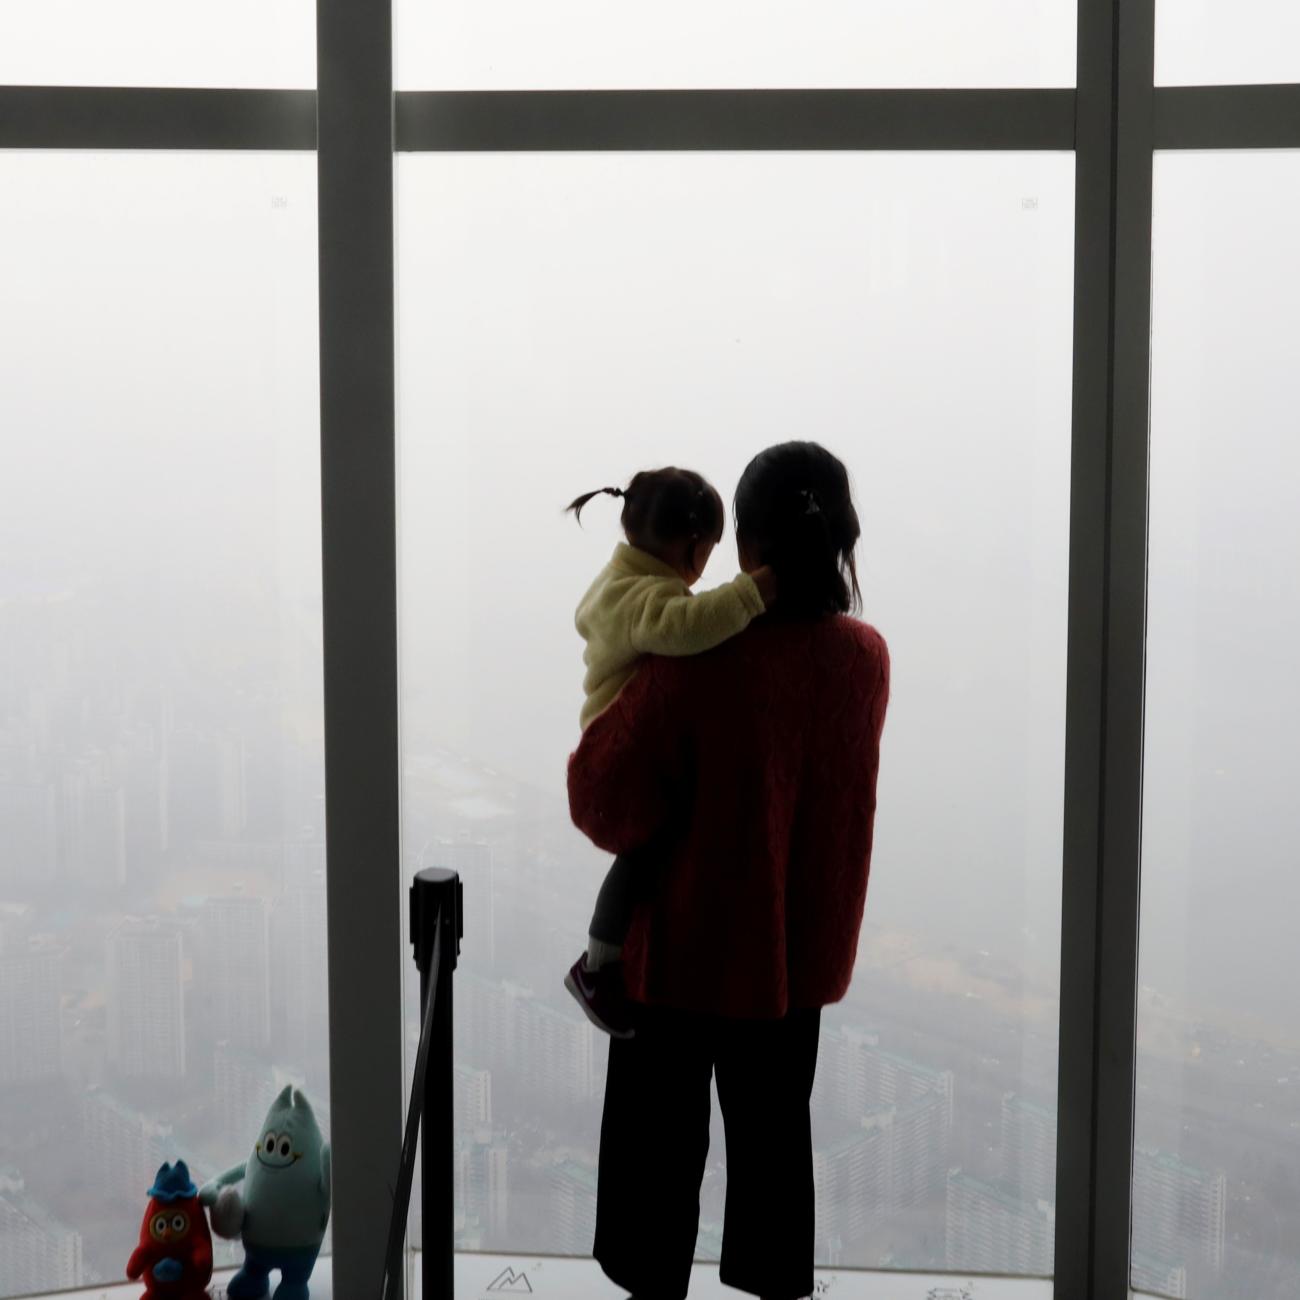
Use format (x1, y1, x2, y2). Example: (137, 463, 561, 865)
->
(568, 614, 890, 1019)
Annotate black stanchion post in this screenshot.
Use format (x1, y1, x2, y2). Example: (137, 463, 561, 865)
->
(410, 867, 462, 1300)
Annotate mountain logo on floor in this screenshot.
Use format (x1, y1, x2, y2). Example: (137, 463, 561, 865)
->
(486, 1266, 534, 1293)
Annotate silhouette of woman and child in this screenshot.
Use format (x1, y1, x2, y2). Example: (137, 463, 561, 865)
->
(563, 441, 890, 1300)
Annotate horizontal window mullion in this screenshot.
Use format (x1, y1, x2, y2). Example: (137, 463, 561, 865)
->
(395, 88, 1077, 151)
(0, 86, 316, 149)
(1155, 83, 1300, 149)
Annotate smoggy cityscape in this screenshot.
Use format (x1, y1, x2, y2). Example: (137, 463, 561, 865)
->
(1, 579, 1294, 1300)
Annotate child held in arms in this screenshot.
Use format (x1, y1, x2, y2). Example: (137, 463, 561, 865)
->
(562, 467, 775, 1037)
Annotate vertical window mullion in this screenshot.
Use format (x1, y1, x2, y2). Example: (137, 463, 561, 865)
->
(317, 0, 405, 1292)
(1056, 0, 1155, 1297)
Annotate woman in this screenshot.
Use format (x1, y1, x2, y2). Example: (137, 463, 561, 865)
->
(567, 441, 890, 1300)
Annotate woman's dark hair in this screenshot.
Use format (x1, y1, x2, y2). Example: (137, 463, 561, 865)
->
(567, 467, 726, 572)
(734, 441, 862, 619)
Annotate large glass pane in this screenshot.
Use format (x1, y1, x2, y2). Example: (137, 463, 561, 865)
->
(0, 2, 314, 88)
(0, 152, 326, 1297)
(397, 152, 1073, 1278)
(395, 1, 1075, 90)
(1157, 0, 1300, 86)
(1135, 151, 1300, 1300)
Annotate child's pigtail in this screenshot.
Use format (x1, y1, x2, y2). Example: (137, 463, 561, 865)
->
(566, 486, 625, 525)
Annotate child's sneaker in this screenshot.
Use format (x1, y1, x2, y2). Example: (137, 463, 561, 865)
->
(564, 954, 636, 1039)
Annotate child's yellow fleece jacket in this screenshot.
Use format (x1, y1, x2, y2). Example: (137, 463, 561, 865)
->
(576, 542, 766, 730)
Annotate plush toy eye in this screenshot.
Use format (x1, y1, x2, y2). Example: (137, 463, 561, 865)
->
(279, 1138, 292, 1158)
(152, 1214, 168, 1238)
(171, 1213, 188, 1234)
(264, 1131, 278, 1153)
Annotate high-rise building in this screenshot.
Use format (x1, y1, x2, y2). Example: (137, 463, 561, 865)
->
(217, 731, 248, 841)
(890, 1092, 953, 1224)
(813, 1088, 952, 1261)
(811, 1028, 954, 1260)
(269, 842, 327, 1066)
(513, 998, 597, 1106)
(1131, 1249, 1188, 1299)
(213, 1042, 303, 1149)
(456, 1131, 509, 1244)
(282, 838, 327, 889)
(548, 1160, 597, 1256)
(457, 974, 596, 1106)
(270, 865, 329, 1069)
(119, 723, 168, 888)
(1133, 1145, 1227, 1279)
(945, 1171, 1054, 1276)
(83, 1087, 175, 1204)
(0, 902, 34, 955)
(455, 1063, 492, 1128)
(107, 919, 186, 1079)
(166, 726, 221, 845)
(814, 1110, 892, 1248)
(0, 783, 57, 891)
(198, 896, 271, 1053)
(0, 935, 63, 1085)
(814, 1026, 954, 1126)
(59, 753, 126, 891)
(0, 1167, 84, 1293)
(1001, 1092, 1057, 1206)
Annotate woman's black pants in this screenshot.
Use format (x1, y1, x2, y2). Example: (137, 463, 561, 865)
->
(594, 1003, 822, 1300)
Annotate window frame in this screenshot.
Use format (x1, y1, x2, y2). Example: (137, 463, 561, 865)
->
(4, 0, 1300, 1293)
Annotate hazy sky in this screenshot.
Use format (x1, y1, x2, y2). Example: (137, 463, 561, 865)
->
(1140, 152, 1300, 1030)
(4, 0, 1300, 89)
(4, 24, 1300, 1298)
(3, 144, 1297, 1039)
(0, 154, 321, 604)
(396, 151, 1074, 989)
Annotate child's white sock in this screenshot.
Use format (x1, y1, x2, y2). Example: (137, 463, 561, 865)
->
(586, 937, 622, 971)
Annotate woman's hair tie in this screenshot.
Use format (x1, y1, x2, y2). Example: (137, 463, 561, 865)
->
(800, 488, 822, 516)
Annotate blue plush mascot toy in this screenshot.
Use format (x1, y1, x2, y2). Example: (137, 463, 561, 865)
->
(199, 1086, 331, 1300)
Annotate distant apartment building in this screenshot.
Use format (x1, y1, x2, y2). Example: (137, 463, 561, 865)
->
(213, 1041, 303, 1148)
(456, 1132, 509, 1243)
(216, 731, 248, 841)
(0, 934, 62, 1085)
(0, 782, 57, 890)
(83, 1087, 174, 1204)
(945, 1170, 1054, 1275)
(198, 896, 271, 1053)
(0, 902, 35, 955)
(455, 1063, 492, 1128)
(814, 1026, 955, 1127)
(1131, 1249, 1189, 1299)
(118, 722, 168, 888)
(548, 1160, 598, 1255)
(891, 1092, 953, 1223)
(457, 974, 596, 1105)
(107, 919, 186, 1079)
(1133, 1145, 1227, 1279)
(1001, 1092, 1057, 1206)
(0, 1167, 84, 1293)
(59, 752, 126, 891)
(271, 864, 329, 1067)
(814, 1088, 952, 1256)
(814, 1109, 892, 1247)
(812, 1025, 954, 1256)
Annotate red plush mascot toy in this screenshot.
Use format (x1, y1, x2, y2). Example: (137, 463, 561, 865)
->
(126, 1161, 213, 1299)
